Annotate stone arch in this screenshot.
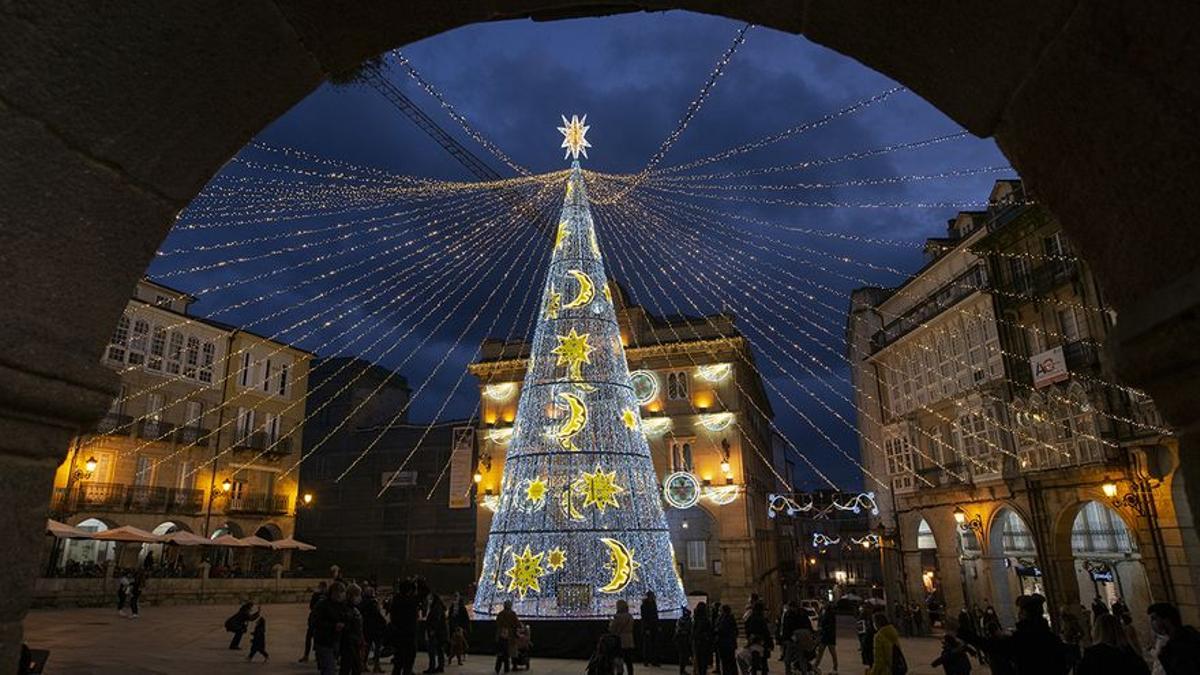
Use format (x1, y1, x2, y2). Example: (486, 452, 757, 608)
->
(3, 3, 1200, 662)
(985, 505, 1042, 626)
(1058, 499, 1153, 638)
(209, 521, 245, 539)
(254, 521, 284, 541)
(139, 519, 193, 567)
(60, 516, 119, 568)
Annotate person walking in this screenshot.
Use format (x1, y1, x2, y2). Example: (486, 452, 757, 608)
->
(1075, 613, 1149, 675)
(247, 615, 270, 663)
(611, 599, 637, 675)
(743, 602, 772, 675)
(494, 599, 521, 675)
(715, 604, 738, 675)
(813, 602, 838, 673)
(128, 569, 145, 618)
(424, 593, 448, 674)
(958, 594, 1068, 675)
(856, 605, 876, 669)
(341, 583, 368, 675)
(116, 570, 131, 616)
(225, 602, 260, 650)
(674, 607, 693, 675)
(313, 582, 351, 675)
(930, 632, 971, 675)
(868, 612, 904, 675)
(450, 593, 472, 643)
(361, 586, 387, 673)
(1148, 602, 1200, 675)
(691, 602, 714, 675)
(641, 591, 661, 667)
(301, 581, 329, 663)
(389, 580, 421, 675)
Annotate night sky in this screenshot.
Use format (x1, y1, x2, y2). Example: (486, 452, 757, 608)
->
(149, 11, 1013, 491)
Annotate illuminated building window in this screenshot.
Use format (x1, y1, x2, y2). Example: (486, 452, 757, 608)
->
(148, 325, 166, 371)
(667, 371, 689, 401)
(686, 540, 707, 570)
(670, 438, 695, 472)
(127, 319, 149, 365)
(883, 426, 915, 492)
(106, 314, 130, 363)
(167, 332, 183, 375)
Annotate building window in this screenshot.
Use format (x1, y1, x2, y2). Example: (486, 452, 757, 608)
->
(955, 407, 1002, 475)
(199, 341, 215, 383)
(239, 351, 252, 387)
(235, 407, 255, 444)
(686, 540, 707, 571)
(666, 372, 689, 401)
(670, 437, 695, 472)
(127, 319, 149, 365)
(184, 336, 199, 379)
(155, 294, 172, 307)
(1058, 309, 1082, 342)
(277, 363, 290, 397)
(184, 400, 204, 430)
(167, 332, 184, 375)
(262, 359, 273, 393)
(264, 413, 281, 444)
(107, 314, 131, 363)
(148, 325, 166, 371)
(883, 427, 915, 491)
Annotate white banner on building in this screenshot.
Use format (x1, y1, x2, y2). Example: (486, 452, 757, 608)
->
(1030, 346, 1068, 388)
(447, 426, 476, 509)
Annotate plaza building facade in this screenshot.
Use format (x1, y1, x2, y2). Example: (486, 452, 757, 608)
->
(296, 357, 477, 590)
(48, 278, 311, 571)
(469, 283, 794, 609)
(847, 180, 1193, 634)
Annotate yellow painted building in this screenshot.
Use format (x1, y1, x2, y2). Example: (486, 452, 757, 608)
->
(49, 278, 311, 570)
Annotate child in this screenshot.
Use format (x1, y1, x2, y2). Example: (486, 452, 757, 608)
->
(449, 626, 469, 665)
(247, 616, 269, 663)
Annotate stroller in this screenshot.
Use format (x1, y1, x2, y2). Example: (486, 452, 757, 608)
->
(511, 625, 533, 671)
(586, 634, 623, 675)
(782, 625, 820, 675)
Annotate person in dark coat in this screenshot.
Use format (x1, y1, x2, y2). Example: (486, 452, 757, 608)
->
(301, 581, 328, 663)
(424, 593, 448, 674)
(389, 580, 420, 675)
(313, 582, 352, 675)
(341, 583, 367, 675)
(813, 602, 837, 673)
(641, 591, 661, 667)
(959, 594, 1069, 675)
(1148, 601, 1200, 675)
(743, 602, 773, 675)
(226, 601, 260, 650)
(247, 616, 270, 662)
(361, 586, 387, 673)
(715, 604, 738, 675)
(674, 607, 693, 675)
(1076, 613, 1149, 675)
(856, 605, 876, 667)
(691, 602, 714, 675)
(129, 569, 145, 618)
(930, 633, 972, 675)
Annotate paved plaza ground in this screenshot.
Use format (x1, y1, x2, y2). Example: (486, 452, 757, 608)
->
(24, 603, 986, 675)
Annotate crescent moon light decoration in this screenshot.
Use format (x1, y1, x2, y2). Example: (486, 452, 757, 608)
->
(562, 269, 595, 309)
(560, 479, 587, 521)
(556, 392, 587, 451)
(598, 537, 640, 594)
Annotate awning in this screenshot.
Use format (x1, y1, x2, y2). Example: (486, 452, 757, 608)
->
(47, 519, 94, 539)
(270, 536, 316, 551)
(92, 526, 161, 543)
(237, 535, 275, 548)
(211, 534, 251, 547)
(162, 530, 213, 546)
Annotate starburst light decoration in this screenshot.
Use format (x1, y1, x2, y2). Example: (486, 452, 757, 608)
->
(506, 545, 547, 599)
(580, 464, 624, 512)
(474, 118, 686, 620)
(558, 114, 591, 160)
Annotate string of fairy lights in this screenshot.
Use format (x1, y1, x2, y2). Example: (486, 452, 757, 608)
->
(71, 22, 1176, 593)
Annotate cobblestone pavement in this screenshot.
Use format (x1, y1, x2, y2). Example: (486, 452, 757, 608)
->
(23, 604, 989, 675)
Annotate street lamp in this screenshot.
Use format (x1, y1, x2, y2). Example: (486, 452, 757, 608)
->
(220, 478, 233, 494)
(1101, 479, 1147, 516)
(953, 506, 983, 532)
(302, 492, 313, 505)
(73, 455, 98, 481)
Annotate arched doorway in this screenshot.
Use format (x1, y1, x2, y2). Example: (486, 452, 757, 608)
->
(209, 521, 245, 571)
(914, 517, 944, 623)
(987, 508, 1041, 627)
(61, 517, 116, 570)
(1070, 500, 1151, 633)
(139, 520, 190, 571)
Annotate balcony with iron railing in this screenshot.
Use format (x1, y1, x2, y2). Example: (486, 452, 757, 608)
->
(92, 413, 134, 436)
(231, 432, 292, 460)
(138, 419, 175, 441)
(174, 425, 211, 447)
(225, 492, 290, 515)
(871, 264, 989, 352)
(51, 482, 205, 515)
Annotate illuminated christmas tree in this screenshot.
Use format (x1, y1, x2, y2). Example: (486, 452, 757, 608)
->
(473, 116, 686, 619)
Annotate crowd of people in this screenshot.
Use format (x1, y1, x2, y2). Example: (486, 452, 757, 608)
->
(213, 578, 1200, 675)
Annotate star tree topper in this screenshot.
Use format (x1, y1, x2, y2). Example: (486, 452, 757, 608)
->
(558, 114, 591, 160)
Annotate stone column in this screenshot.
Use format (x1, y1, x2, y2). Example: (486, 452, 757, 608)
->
(937, 553, 967, 616)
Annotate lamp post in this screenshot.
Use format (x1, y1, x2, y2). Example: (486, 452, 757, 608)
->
(202, 477, 232, 538)
(953, 507, 983, 613)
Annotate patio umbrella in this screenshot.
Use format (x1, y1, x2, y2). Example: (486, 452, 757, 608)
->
(162, 530, 213, 546)
(46, 519, 93, 539)
(270, 536, 317, 551)
(238, 535, 275, 548)
(92, 526, 162, 543)
(211, 534, 251, 547)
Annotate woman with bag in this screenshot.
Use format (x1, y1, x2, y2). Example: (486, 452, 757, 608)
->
(870, 612, 907, 675)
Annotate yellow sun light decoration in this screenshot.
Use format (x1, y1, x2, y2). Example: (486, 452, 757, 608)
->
(544, 285, 562, 320)
(525, 476, 548, 505)
(580, 464, 624, 512)
(505, 545, 547, 599)
(621, 408, 640, 431)
(552, 328, 595, 383)
(546, 546, 567, 571)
